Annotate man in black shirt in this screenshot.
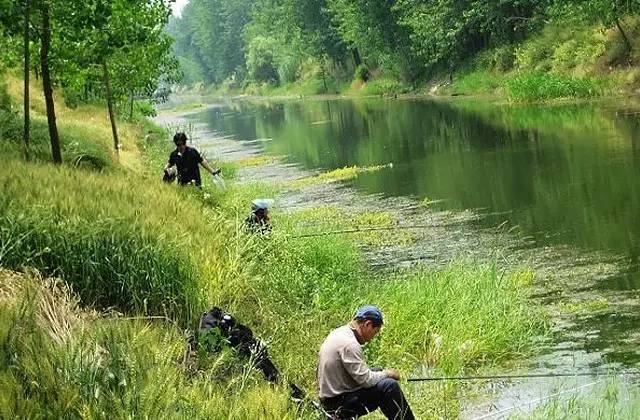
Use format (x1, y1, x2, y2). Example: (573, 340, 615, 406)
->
(164, 132, 221, 186)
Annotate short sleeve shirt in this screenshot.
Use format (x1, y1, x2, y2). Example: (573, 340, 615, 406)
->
(168, 147, 204, 186)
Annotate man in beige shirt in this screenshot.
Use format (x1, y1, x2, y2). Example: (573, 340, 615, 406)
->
(317, 306, 414, 419)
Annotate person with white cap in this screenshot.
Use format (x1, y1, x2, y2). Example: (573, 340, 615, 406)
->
(317, 305, 414, 419)
(245, 199, 273, 233)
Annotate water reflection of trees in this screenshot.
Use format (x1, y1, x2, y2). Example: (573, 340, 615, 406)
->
(203, 98, 640, 260)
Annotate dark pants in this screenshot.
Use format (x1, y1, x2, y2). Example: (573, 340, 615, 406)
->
(322, 378, 415, 420)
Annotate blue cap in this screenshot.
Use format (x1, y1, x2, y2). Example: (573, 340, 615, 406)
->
(354, 305, 383, 325)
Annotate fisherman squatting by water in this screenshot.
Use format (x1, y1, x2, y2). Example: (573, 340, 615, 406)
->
(318, 305, 415, 419)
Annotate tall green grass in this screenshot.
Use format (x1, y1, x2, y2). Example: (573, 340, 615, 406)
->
(447, 70, 504, 95)
(359, 77, 411, 96)
(0, 160, 248, 322)
(0, 270, 299, 419)
(505, 73, 608, 101)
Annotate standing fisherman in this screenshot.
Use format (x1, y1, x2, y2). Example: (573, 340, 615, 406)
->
(164, 132, 221, 186)
(317, 305, 415, 419)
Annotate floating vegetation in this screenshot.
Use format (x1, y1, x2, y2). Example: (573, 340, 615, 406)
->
(557, 298, 611, 314)
(235, 155, 277, 167)
(287, 164, 389, 189)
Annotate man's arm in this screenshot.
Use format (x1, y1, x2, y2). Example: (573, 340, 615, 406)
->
(165, 153, 175, 171)
(200, 159, 221, 176)
(340, 343, 388, 388)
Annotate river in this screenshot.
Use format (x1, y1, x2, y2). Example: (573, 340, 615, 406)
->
(179, 95, 640, 416)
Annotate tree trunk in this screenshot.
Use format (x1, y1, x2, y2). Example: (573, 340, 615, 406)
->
(615, 17, 633, 54)
(39, 1, 62, 164)
(351, 47, 362, 67)
(103, 60, 119, 153)
(129, 89, 134, 120)
(23, 0, 30, 161)
(320, 62, 328, 94)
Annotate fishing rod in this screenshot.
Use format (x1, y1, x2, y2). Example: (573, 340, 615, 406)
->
(407, 371, 640, 382)
(291, 224, 442, 238)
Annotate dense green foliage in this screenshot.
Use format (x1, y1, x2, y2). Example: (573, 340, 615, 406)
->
(169, 0, 640, 94)
(0, 0, 177, 124)
(0, 0, 179, 164)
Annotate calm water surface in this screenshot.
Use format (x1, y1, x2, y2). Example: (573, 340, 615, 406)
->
(193, 96, 640, 368)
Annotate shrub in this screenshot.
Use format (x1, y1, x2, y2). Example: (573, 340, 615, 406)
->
(133, 100, 157, 119)
(515, 39, 553, 72)
(475, 46, 515, 72)
(245, 36, 280, 84)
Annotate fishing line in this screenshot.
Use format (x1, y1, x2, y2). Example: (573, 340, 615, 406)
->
(407, 371, 640, 382)
(470, 380, 602, 420)
(291, 224, 441, 238)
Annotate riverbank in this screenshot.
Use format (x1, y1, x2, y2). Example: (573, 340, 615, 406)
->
(172, 96, 640, 416)
(0, 74, 549, 417)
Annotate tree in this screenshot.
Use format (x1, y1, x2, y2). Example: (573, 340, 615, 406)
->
(54, 0, 177, 152)
(551, 0, 640, 53)
(24, 0, 30, 160)
(394, 0, 546, 74)
(39, 0, 62, 164)
(326, 0, 417, 78)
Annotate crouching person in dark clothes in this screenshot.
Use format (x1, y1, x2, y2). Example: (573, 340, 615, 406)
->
(245, 199, 273, 234)
(317, 306, 415, 419)
(191, 307, 305, 400)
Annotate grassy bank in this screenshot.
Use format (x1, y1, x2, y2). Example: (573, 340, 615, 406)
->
(443, 19, 640, 101)
(1, 73, 547, 417)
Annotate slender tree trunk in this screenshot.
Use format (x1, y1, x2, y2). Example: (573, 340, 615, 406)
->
(39, 1, 62, 164)
(129, 89, 134, 120)
(351, 48, 362, 67)
(614, 17, 633, 54)
(102, 60, 119, 153)
(320, 62, 328, 94)
(23, 0, 30, 161)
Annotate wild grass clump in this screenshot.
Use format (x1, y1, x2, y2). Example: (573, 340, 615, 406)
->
(0, 269, 301, 419)
(373, 264, 542, 373)
(288, 164, 387, 189)
(0, 213, 199, 318)
(448, 70, 504, 95)
(0, 160, 247, 322)
(505, 73, 607, 101)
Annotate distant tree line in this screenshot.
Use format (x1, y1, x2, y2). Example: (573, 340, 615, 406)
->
(0, 0, 178, 163)
(169, 0, 640, 87)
